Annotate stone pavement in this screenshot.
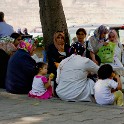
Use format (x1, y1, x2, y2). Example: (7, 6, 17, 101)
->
(0, 89, 124, 124)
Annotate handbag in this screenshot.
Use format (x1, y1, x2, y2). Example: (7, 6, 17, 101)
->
(97, 42, 116, 63)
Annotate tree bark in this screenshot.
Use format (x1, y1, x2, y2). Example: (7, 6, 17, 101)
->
(39, 0, 69, 50)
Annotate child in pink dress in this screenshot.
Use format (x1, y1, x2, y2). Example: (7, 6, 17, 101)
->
(28, 62, 53, 99)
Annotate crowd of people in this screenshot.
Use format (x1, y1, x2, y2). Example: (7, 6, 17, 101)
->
(0, 11, 124, 106)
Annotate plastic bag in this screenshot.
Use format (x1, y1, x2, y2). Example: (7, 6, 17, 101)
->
(97, 42, 116, 63)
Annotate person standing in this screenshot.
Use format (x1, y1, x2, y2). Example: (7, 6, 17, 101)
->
(0, 12, 14, 37)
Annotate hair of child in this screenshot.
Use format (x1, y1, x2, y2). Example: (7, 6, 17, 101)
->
(98, 64, 113, 79)
(35, 62, 47, 74)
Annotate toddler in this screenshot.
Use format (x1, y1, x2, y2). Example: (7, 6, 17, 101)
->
(28, 62, 54, 99)
(94, 64, 124, 106)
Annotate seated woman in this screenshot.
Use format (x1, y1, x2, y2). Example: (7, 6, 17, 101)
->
(56, 42, 99, 102)
(0, 34, 21, 88)
(88, 25, 109, 54)
(108, 30, 123, 63)
(47, 31, 70, 96)
(0, 49, 9, 88)
(98, 30, 124, 76)
(5, 39, 36, 94)
(9, 33, 22, 56)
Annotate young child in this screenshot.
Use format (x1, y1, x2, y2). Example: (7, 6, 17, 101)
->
(28, 62, 54, 99)
(94, 64, 124, 106)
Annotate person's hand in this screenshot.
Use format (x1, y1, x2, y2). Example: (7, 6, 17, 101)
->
(103, 42, 108, 46)
(113, 74, 120, 79)
(58, 44, 64, 52)
(112, 72, 120, 79)
(93, 59, 99, 65)
(49, 73, 54, 80)
(54, 62, 60, 68)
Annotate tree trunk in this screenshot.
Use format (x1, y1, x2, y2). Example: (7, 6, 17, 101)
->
(39, 0, 69, 50)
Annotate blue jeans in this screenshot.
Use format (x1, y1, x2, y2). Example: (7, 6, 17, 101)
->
(42, 50, 47, 63)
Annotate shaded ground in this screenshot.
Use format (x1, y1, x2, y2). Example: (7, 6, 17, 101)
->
(0, 89, 124, 124)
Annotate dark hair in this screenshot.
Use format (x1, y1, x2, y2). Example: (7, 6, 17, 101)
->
(76, 28, 87, 35)
(56, 31, 64, 33)
(98, 64, 113, 79)
(35, 62, 47, 74)
(0, 12, 4, 22)
(70, 42, 85, 56)
(10, 33, 21, 41)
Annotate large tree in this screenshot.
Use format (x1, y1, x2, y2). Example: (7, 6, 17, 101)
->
(39, 0, 69, 50)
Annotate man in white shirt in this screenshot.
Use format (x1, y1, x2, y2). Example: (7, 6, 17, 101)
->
(0, 12, 14, 37)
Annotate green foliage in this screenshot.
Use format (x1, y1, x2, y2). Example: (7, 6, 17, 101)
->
(34, 35, 44, 47)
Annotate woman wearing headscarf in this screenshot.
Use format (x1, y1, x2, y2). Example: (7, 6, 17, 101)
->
(0, 34, 21, 88)
(47, 31, 70, 96)
(56, 42, 99, 102)
(107, 29, 124, 75)
(5, 38, 36, 94)
(88, 25, 109, 54)
(108, 30, 123, 62)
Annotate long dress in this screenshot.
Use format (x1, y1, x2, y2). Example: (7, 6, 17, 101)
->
(47, 43, 70, 95)
(56, 54, 99, 102)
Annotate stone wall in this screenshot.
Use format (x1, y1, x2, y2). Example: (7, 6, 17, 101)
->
(0, 0, 124, 32)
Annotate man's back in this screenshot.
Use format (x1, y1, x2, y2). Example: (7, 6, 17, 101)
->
(0, 22, 14, 37)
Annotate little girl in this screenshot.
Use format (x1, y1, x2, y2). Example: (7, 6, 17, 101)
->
(28, 62, 54, 99)
(94, 64, 124, 106)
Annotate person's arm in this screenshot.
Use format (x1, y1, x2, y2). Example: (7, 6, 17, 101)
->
(112, 73, 122, 90)
(85, 58, 99, 74)
(89, 37, 107, 53)
(87, 41, 99, 65)
(44, 76, 53, 89)
(90, 52, 98, 65)
(47, 44, 60, 62)
(56, 64, 61, 84)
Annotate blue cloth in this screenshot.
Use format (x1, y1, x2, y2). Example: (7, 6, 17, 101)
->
(42, 50, 47, 63)
(5, 49, 36, 94)
(0, 22, 14, 37)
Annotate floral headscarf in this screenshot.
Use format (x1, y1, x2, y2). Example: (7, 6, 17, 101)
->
(88, 25, 109, 53)
(53, 31, 65, 52)
(18, 38, 35, 52)
(0, 36, 15, 55)
(108, 30, 119, 43)
(94, 25, 108, 41)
